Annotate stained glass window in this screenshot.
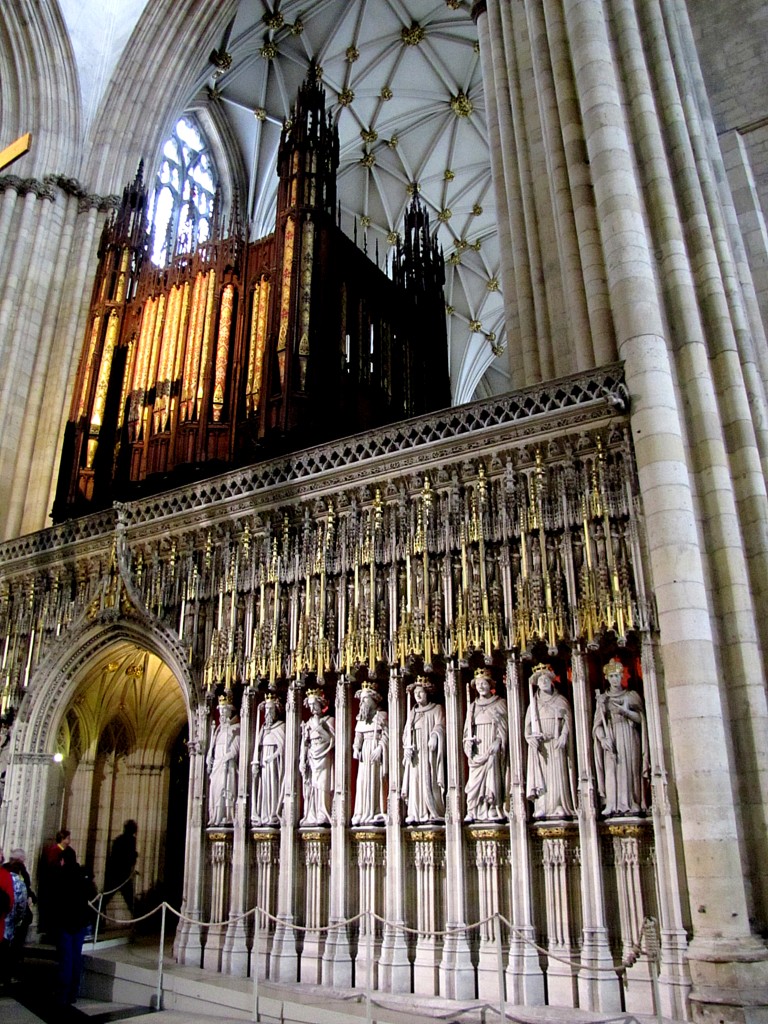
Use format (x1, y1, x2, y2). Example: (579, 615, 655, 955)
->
(150, 116, 217, 266)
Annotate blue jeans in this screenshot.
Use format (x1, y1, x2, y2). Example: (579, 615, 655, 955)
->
(56, 926, 86, 1004)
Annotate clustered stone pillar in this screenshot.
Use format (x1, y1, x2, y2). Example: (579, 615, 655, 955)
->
(473, 2, 768, 1019)
(0, 177, 114, 540)
(353, 831, 385, 988)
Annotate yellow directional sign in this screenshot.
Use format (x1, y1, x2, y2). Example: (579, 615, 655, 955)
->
(0, 133, 32, 172)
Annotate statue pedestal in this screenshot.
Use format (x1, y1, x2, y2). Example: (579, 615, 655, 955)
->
(251, 830, 280, 981)
(300, 830, 330, 984)
(352, 830, 386, 989)
(409, 829, 445, 997)
(203, 831, 233, 973)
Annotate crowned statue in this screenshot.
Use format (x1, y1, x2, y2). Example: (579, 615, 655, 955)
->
(593, 657, 649, 816)
(464, 666, 509, 821)
(402, 677, 445, 824)
(251, 693, 286, 826)
(206, 695, 241, 826)
(351, 680, 389, 825)
(299, 687, 335, 826)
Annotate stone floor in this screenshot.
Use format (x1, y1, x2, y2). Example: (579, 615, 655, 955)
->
(0, 939, 686, 1024)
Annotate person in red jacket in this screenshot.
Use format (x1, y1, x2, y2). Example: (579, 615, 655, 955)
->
(0, 844, 16, 987)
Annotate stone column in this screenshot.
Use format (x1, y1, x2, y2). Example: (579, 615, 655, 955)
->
(379, 667, 410, 993)
(66, 756, 95, 865)
(128, 758, 164, 882)
(92, 752, 116, 889)
(270, 680, 301, 982)
(251, 831, 279, 980)
(174, 704, 208, 966)
(639, 636, 691, 1020)
(322, 675, 352, 985)
(222, 689, 252, 976)
(410, 829, 445, 995)
(203, 831, 233, 971)
(605, 822, 655, 1014)
(467, 827, 508, 999)
(504, 656, 545, 1005)
(570, 650, 620, 1011)
(353, 831, 386, 989)
(438, 663, 474, 999)
(27, 203, 105, 530)
(560, 0, 768, 1008)
(0, 750, 65, 914)
(300, 830, 330, 984)
(536, 824, 580, 1007)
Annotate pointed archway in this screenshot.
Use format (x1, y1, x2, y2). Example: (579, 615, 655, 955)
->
(54, 642, 187, 912)
(2, 612, 198, 933)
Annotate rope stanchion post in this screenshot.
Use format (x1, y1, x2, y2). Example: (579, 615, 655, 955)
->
(496, 913, 506, 1024)
(252, 904, 261, 1022)
(155, 902, 166, 1011)
(642, 917, 663, 1024)
(93, 892, 104, 948)
(366, 909, 373, 1024)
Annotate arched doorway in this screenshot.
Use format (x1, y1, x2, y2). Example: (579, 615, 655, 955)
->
(53, 642, 188, 917)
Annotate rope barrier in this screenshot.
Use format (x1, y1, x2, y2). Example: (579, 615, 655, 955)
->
(86, 895, 656, 975)
(81, 897, 667, 1024)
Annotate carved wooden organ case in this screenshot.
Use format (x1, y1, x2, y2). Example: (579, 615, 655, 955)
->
(54, 71, 450, 520)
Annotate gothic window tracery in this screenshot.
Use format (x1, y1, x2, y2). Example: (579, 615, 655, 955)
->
(150, 116, 218, 266)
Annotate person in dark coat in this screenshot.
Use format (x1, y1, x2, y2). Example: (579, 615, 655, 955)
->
(37, 829, 70, 938)
(104, 820, 138, 914)
(50, 845, 92, 1005)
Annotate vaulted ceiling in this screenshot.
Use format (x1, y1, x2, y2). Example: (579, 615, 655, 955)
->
(57, 0, 508, 404)
(194, 0, 508, 404)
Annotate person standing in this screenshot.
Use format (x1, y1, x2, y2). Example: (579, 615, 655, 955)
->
(50, 844, 91, 1005)
(0, 846, 15, 987)
(37, 829, 70, 939)
(104, 820, 138, 913)
(3, 848, 33, 981)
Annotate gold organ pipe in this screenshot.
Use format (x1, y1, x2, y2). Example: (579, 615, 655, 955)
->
(90, 310, 119, 432)
(246, 282, 260, 414)
(181, 273, 206, 419)
(277, 217, 295, 386)
(132, 299, 155, 394)
(212, 284, 234, 422)
(174, 281, 191, 380)
(116, 248, 130, 303)
(77, 314, 101, 420)
(116, 335, 136, 431)
(196, 270, 216, 419)
(146, 293, 167, 392)
(247, 278, 270, 414)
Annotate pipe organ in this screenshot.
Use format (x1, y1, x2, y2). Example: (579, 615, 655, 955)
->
(54, 69, 450, 520)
